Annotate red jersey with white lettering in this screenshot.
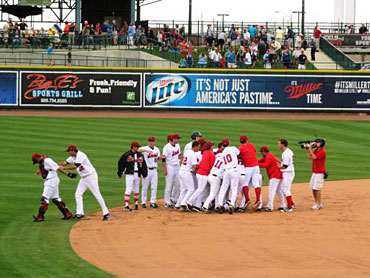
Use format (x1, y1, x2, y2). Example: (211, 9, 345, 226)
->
(258, 152, 282, 179)
(238, 143, 258, 167)
(312, 148, 326, 173)
(210, 152, 224, 178)
(197, 150, 215, 176)
(222, 146, 240, 170)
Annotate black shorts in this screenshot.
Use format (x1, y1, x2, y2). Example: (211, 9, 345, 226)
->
(218, 39, 225, 45)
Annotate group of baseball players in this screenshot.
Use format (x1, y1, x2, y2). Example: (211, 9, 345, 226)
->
(31, 130, 326, 221)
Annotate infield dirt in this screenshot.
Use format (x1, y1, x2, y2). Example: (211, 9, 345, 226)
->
(70, 179, 370, 278)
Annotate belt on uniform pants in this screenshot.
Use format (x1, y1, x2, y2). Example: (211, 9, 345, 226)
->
(212, 174, 217, 177)
(149, 167, 157, 170)
(241, 174, 245, 176)
(134, 170, 139, 173)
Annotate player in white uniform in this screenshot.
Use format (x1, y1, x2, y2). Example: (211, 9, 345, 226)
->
(277, 139, 295, 212)
(162, 134, 181, 207)
(217, 139, 240, 214)
(32, 153, 75, 222)
(60, 145, 110, 221)
(202, 143, 225, 213)
(140, 136, 160, 208)
(178, 141, 200, 211)
(184, 131, 202, 153)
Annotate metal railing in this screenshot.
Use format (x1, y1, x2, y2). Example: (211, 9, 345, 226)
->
(320, 36, 362, 70)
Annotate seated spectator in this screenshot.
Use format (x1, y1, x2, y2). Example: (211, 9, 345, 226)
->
(359, 24, 368, 34)
(12, 30, 20, 48)
(198, 52, 208, 68)
(298, 49, 307, 70)
(263, 49, 272, 69)
(295, 34, 303, 48)
(293, 47, 301, 65)
(282, 49, 291, 69)
(179, 56, 187, 68)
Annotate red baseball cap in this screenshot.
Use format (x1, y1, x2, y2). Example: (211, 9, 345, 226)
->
(31, 153, 41, 164)
(167, 134, 173, 141)
(260, 146, 270, 152)
(198, 138, 206, 144)
(222, 138, 230, 145)
(203, 141, 213, 149)
(131, 141, 140, 148)
(172, 133, 181, 139)
(148, 136, 156, 142)
(240, 135, 248, 142)
(66, 145, 77, 152)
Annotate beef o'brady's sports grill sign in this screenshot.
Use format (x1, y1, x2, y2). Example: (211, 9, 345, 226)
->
(20, 72, 141, 107)
(144, 73, 370, 110)
(322, 33, 370, 47)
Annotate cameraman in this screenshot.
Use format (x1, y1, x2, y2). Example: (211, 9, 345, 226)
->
(306, 139, 326, 210)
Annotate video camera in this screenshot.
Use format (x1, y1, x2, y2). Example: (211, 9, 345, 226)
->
(298, 138, 326, 149)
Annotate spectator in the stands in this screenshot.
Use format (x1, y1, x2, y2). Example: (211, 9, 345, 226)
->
(275, 26, 284, 44)
(309, 37, 317, 61)
(198, 52, 207, 68)
(179, 56, 187, 68)
(147, 27, 154, 50)
(293, 46, 301, 65)
(112, 20, 118, 45)
(12, 29, 20, 48)
(359, 24, 368, 34)
(127, 21, 135, 46)
(282, 49, 291, 69)
(157, 31, 163, 51)
(206, 24, 214, 46)
(19, 18, 28, 35)
(242, 29, 250, 47)
(263, 49, 272, 69)
(218, 29, 226, 52)
(313, 26, 322, 50)
(187, 53, 193, 68)
(298, 49, 307, 70)
(47, 43, 53, 66)
(249, 25, 257, 43)
(236, 48, 245, 68)
(287, 26, 294, 48)
(244, 47, 252, 69)
(295, 33, 303, 48)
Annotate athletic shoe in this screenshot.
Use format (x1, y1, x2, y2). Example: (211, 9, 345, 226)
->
(61, 212, 73, 220)
(201, 207, 210, 214)
(286, 208, 294, 212)
(312, 204, 323, 210)
(142, 204, 147, 208)
(311, 204, 318, 209)
(292, 203, 296, 210)
(74, 214, 85, 219)
(253, 200, 261, 211)
(263, 207, 273, 212)
(32, 215, 44, 222)
(235, 207, 245, 213)
(185, 203, 192, 211)
(164, 203, 173, 208)
(134, 204, 139, 210)
(228, 205, 234, 215)
(150, 203, 158, 208)
(192, 206, 201, 213)
(125, 206, 132, 212)
(255, 208, 262, 212)
(243, 200, 251, 210)
(278, 207, 287, 213)
(180, 205, 187, 212)
(102, 213, 110, 221)
(216, 205, 223, 214)
(170, 199, 177, 206)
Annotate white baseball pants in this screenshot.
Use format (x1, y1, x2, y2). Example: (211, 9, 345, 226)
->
(42, 177, 60, 203)
(244, 166, 261, 188)
(164, 165, 180, 205)
(217, 169, 238, 207)
(203, 174, 221, 209)
(281, 172, 295, 197)
(75, 173, 109, 216)
(141, 169, 158, 204)
(179, 170, 195, 206)
(266, 178, 286, 210)
(187, 174, 208, 206)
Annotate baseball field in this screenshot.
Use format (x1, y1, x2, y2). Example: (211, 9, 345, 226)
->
(1, 110, 370, 277)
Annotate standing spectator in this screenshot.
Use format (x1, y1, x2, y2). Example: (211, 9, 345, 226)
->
(69, 22, 75, 46)
(206, 24, 214, 46)
(287, 26, 294, 48)
(263, 49, 272, 69)
(105, 20, 112, 45)
(19, 18, 28, 35)
(227, 49, 236, 68)
(212, 48, 222, 68)
(197, 52, 207, 68)
(63, 21, 70, 35)
(118, 21, 128, 45)
(236, 48, 245, 68)
(249, 25, 257, 43)
(47, 43, 53, 66)
(146, 27, 154, 49)
(275, 26, 284, 44)
(100, 20, 108, 46)
(218, 30, 226, 52)
(359, 24, 368, 34)
(244, 47, 252, 69)
(242, 29, 250, 46)
(298, 49, 307, 70)
(111, 19, 118, 45)
(282, 49, 291, 69)
(187, 53, 193, 68)
(230, 28, 237, 48)
(295, 33, 303, 48)
(313, 26, 322, 50)
(179, 56, 187, 68)
(157, 31, 163, 51)
(127, 22, 135, 46)
(309, 37, 317, 61)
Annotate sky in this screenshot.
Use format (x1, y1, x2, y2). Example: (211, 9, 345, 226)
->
(141, 0, 369, 23)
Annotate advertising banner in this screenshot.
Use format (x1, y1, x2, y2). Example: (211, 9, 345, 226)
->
(0, 71, 18, 106)
(322, 33, 370, 47)
(20, 72, 141, 107)
(144, 73, 370, 110)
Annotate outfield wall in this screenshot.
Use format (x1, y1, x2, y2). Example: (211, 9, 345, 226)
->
(1, 66, 370, 111)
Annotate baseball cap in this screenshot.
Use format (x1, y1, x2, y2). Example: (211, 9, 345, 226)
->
(203, 141, 213, 149)
(148, 136, 156, 142)
(172, 133, 181, 139)
(31, 153, 41, 164)
(131, 141, 140, 148)
(198, 138, 206, 144)
(167, 134, 173, 141)
(66, 145, 77, 152)
(222, 138, 230, 145)
(240, 135, 248, 142)
(260, 146, 270, 152)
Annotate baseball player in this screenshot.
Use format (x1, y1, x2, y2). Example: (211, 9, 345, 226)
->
(162, 133, 181, 207)
(60, 145, 110, 221)
(216, 139, 240, 214)
(238, 135, 262, 210)
(277, 139, 295, 212)
(187, 141, 215, 212)
(140, 136, 160, 208)
(258, 146, 286, 211)
(184, 131, 202, 153)
(178, 141, 200, 211)
(202, 143, 225, 213)
(31, 153, 75, 222)
(118, 141, 148, 211)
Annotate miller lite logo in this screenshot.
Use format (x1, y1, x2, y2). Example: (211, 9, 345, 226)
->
(146, 75, 189, 106)
(284, 82, 323, 99)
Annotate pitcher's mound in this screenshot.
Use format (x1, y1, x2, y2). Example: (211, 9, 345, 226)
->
(70, 180, 370, 278)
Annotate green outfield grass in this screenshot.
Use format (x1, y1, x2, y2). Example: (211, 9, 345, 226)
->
(0, 116, 370, 277)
